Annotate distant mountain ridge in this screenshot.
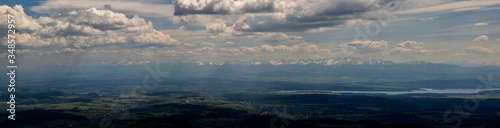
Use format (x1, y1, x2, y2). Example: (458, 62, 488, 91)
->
(19, 57, 500, 86)
(189, 57, 430, 66)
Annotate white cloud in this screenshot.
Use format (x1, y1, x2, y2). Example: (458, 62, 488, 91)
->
(133, 31, 180, 47)
(213, 42, 333, 62)
(30, 0, 175, 17)
(221, 42, 326, 54)
(475, 22, 488, 26)
(452, 7, 483, 12)
(192, 46, 215, 52)
(255, 33, 304, 43)
(390, 41, 430, 54)
(172, 14, 232, 26)
(0, 5, 41, 32)
(201, 42, 216, 47)
(473, 35, 489, 42)
(56, 8, 154, 32)
(36, 20, 104, 37)
(37, 16, 56, 24)
(13, 33, 68, 47)
(344, 40, 388, 53)
(1, 6, 178, 49)
(395, 1, 500, 14)
(465, 46, 497, 54)
(225, 41, 235, 45)
(206, 22, 227, 33)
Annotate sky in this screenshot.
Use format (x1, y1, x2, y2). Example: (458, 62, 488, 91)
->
(1, 0, 500, 68)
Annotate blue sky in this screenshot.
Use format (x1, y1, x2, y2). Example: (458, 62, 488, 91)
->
(1, 0, 500, 68)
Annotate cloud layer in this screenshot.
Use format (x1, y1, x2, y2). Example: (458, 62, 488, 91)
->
(3, 0, 500, 66)
(1, 6, 178, 49)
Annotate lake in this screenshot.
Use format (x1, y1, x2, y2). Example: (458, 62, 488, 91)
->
(279, 88, 500, 95)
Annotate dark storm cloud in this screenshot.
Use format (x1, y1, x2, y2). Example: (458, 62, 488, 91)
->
(173, 0, 402, 32)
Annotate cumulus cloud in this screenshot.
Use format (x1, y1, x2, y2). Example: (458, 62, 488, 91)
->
(344, 40, 388, 53)
(390, 41, 430, 54)
(13, 33, 67, 47)
(36, 20, 104, 37)
(172, 14, 234, 27)
(1, 6, 178, 49)
(133, 31, 180, 47)
(53, 8, 155, 32)
(225, 41, 235, 45)
(30, 0, 175, 17)
(0, 5, 41, 33)
(473, 35, 489, 42)
(206, 22, 227, 33)
(255, 33, 304, 43)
